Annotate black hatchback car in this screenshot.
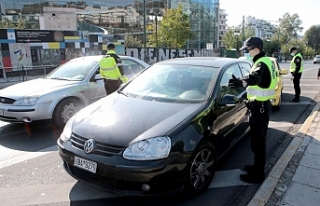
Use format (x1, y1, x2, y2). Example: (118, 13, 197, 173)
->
(57, 57, 252, 197)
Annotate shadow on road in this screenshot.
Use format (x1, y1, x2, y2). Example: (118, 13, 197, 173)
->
(0, 121, 63, 152)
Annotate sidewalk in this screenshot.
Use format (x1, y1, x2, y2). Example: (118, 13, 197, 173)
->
(248, 99, 320, 206)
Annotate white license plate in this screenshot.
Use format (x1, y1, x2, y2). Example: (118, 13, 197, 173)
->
(0, 109, 4, 116)
(74, 156, 97, 173)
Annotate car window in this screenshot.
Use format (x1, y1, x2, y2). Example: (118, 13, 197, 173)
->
(220, 64, 244, 97)
(239, 63, 251, 78)
(47, 58, 98, 81)
(122, 63, 219, 103)
(122, 60, 142, 76)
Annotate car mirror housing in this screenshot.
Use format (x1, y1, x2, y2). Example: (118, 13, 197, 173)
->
(280, 68, 288, 75)
(219, 94, 238, 107)
(94, 74, 103, 81)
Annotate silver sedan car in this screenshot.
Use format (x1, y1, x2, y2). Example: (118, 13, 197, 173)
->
(0, 55, 149, 126)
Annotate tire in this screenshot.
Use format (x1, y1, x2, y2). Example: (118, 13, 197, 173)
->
(182, 141, 216, 196)
(52, 98, 83, 127)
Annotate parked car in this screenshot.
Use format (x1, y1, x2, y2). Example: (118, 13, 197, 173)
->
(313, 55, 320, 64)
(0, 55, 149, 126)
(238, 56, 288, 110)
(58, 57, 251, 197)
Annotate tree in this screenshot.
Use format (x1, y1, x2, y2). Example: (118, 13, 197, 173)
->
(124, 33, 142, 48)
(147, 4, 193, 49)
(304, 25, 320, 55)
(278, 13, 303, 44)
(0, 17, 26, 29)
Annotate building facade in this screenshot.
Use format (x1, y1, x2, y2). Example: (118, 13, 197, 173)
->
(217, 8, 227, 48)
(0, 0, 220, 49)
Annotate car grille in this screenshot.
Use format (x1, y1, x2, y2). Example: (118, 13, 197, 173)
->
(0, 97, 15, 104)
(70, 133, 125, 156)
(65, 163, 146, 196)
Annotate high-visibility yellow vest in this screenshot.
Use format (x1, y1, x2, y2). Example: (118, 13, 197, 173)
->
(290, 53, 304, 73)
(247, 57, 277, 101)
(99, 50, 122, 80)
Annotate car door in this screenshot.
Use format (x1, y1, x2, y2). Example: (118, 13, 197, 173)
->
(87, 67, 106, 103)
(214, 63, 247, 152)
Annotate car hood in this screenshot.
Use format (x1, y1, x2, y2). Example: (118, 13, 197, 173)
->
(0, 78, 78, 99)
(72, 94, 203, 147)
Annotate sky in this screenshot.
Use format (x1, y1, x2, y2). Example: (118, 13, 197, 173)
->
(219, 0, 320, 35)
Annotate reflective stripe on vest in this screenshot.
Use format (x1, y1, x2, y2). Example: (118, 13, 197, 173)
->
(290, 53, 304, 73)
(246, 56, 277, 101)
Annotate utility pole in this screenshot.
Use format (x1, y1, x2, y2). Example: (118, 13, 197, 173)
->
(143, 0, 147, 62)
(242, 16, 245, 43)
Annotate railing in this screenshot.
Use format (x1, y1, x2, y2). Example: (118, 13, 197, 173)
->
(0, 65, 58, 82)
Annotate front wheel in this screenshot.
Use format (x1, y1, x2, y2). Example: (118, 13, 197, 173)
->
(273, 92, 282, 111)
(183, 141, 216, 196)
(52, 98, 83, 127)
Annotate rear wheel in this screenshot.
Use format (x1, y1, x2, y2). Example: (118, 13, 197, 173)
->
(183, 141, 216, 196)
(53, 98, 83, 127)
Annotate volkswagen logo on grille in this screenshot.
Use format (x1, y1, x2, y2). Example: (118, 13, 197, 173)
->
(83, 139, 96, 154)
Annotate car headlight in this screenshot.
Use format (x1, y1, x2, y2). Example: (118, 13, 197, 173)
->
(13, 96, 39, 106)
(123, 136, 171, 161)
(60, 117, 74, 142)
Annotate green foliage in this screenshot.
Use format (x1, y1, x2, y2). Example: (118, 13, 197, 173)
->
(304, 25, 320, 55)
(124, 33, 142, 48)
(0, 17, 26, 29)
(278, 13, 303, 44)
(147, 4, 193, 49)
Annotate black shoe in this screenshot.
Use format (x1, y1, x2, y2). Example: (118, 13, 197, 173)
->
(290, 98, 300, 102)
(244, 165, 256, 173)
(240, 173, 265, 184)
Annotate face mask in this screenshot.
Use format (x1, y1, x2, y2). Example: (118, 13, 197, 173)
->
(244, 53, 253, 61)
(290, 53, 295, 56)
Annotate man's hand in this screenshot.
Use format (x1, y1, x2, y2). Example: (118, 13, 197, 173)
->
(317, 76, 320, 80)
(228, 74, 243, 88)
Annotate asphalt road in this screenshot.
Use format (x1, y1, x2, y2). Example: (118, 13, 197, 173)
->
(0, 61, 319, 206)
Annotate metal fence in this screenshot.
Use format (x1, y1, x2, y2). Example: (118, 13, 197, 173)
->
(0, 65, 57, 82)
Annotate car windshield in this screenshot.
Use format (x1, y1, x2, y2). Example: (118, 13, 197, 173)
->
(122, 63, 218, 103)
(316, 55, 320, 58)
(46, 57, 99, 81)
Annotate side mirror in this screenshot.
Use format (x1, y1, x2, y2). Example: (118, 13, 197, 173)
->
(95, 74, 103, 81)
(219, 94, 239, 107)
(280, 68, 288, 75)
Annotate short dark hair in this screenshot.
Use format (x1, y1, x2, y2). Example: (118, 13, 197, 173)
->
(107, 43, 115, 49)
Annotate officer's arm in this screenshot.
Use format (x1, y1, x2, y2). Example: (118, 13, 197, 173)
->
(243, 63, 264, 86)
(317, 68, 320, 80)
(114, 55, 124, 76)
(294, 57, 301, 74)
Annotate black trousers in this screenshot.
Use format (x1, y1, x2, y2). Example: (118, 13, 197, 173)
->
(247, 100, 271, 175)
(104, 79, 121, 95)
(293, 73, 302, 99)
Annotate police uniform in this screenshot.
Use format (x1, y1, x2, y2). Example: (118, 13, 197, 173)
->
(229, 37, 277, 183)
(289, 47, 303, 102)
(99, 43, 128, 95)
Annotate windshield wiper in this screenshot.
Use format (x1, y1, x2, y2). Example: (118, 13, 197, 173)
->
(117, 90, 130, 97)
(49, 77, 72, 81)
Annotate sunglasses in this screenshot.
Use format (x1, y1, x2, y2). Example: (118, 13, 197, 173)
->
(244, 47, 255, 53)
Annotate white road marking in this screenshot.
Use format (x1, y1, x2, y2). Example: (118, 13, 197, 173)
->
(268, 121, 293, 128)
(0, 145, 57, 169)
(209, 169, 250, 188)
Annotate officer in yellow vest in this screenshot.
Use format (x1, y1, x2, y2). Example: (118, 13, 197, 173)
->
(228, 37, 277, 183)
(289, 47, 303, 102)
(99, 43, 128, 95)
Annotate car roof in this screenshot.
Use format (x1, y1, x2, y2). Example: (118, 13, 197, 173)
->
(157, 57, 247, 68)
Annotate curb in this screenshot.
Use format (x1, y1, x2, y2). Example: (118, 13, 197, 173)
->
(247, 100, 320, 206)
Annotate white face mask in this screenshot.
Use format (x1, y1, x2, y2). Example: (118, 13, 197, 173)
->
(244, 53, 253, 61)
(290, 53, 295, 56)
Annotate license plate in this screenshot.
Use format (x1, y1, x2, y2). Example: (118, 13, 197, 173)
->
(74, 156, 97, 173)
(0, 109, 4, 116)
